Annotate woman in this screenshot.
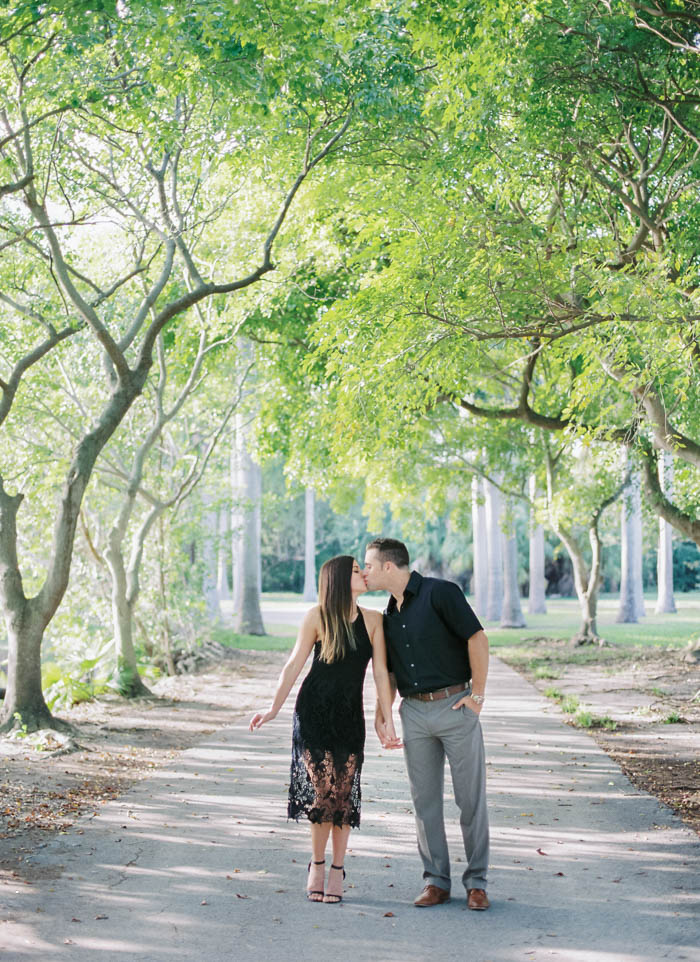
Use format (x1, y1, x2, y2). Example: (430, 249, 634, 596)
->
(249, 555, 399, 903)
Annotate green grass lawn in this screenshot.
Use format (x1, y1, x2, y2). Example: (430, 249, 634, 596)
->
(218, 591, 700, 653)
(487, 592, 700, 650)
(212, 626, 297, 651)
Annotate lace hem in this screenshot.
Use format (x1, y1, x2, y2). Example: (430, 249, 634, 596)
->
(288, 746, 362, 828)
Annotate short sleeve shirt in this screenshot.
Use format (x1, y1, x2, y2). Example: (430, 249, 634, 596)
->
(384, 571, 483, 697)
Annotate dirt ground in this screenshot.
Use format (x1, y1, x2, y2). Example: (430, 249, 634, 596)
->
(498, 639, 700, 835)
(0, 648, 282, 883)
(1, 644, 698, 885)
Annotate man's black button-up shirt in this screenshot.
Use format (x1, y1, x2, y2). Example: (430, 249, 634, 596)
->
(384, 571, 483, 697)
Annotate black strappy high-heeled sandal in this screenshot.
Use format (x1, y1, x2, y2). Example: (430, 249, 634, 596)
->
(306, 859, 325, 902)
(323, 864, 345, 903)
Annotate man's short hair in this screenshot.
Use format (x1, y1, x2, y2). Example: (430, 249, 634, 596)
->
(366, 538, 410, 568)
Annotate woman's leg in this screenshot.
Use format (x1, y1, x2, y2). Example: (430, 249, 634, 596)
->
(324, 825, 350, 903)
(310, 821, 332, 862)
(307, 822, 331, 901)
(331, 824, 351, 867)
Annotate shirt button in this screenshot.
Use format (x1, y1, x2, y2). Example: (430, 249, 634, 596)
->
(402, 624, 406, 628)
(410, 663, 415, 667)
(413, 682, 418, 686)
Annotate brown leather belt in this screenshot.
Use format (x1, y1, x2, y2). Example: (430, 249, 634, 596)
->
(406, 683, 467, 702)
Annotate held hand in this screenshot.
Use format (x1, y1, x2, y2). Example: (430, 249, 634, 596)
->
(374, 714, 386, 742)
(249, 709, 277, 732)
(452, 695, 483, 716)
(377, 718, 402, 750)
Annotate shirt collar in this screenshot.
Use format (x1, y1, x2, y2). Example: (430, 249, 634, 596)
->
(386, 570, 423, 614)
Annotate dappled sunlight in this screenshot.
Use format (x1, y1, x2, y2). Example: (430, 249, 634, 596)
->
(2, 658, 697, 961)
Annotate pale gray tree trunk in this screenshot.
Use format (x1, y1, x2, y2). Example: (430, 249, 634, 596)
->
(528, 475, 547, 614)
(617, 463, 645, 623)
(471, 475, 488, 618)
(201, 493, 220, 622)
(302, 487, 318, 602)
(105, 522, 152, 698)
(655, 453, 676, 614)
(216, 507, 231, 603)
(544, 449, 617, 645)
(500, 522, 526, 628)
(484, 477, 503, 622)
(231, 410, 265, 635)
(633, 484, 646, 619)
(231, 447, 242, 613)
(1, 374, 150, 730)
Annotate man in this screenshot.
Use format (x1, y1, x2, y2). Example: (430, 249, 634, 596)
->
(364, 537, 490, 911)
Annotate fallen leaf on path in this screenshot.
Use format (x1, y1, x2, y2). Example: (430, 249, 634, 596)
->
(235, 893, 250, 899)
(95, 914, 108, 920)
(383, 912, 395, 917)
(201, 900, 208, 905)
(536, 848, 548, 856)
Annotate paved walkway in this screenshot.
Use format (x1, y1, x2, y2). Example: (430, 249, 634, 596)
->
(1, 656, 698, 962)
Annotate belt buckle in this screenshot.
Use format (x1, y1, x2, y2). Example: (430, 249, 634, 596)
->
(428, 691, 435, 701)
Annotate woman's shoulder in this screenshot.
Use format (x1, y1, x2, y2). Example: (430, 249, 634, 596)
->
(301, 605, 322, 632)
(359, 606, 382, 627)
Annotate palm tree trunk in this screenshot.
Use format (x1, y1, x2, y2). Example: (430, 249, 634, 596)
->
(484, 477, 503, 622)
(528, 476, 547, 614)
(617, 463, 644, 623)
(471, 476, 488, 618)
(656, 453, 676, 614)
(231, 410, 265, 635)
(303, 487, 318, 602)
(500, 523, 526, 628)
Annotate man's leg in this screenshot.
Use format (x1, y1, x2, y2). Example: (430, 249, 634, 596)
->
(440, 697, 489, 891)
(400, 698, 451, 892)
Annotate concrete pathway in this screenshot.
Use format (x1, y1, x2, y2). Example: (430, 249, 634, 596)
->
(1, 656, 698, 962)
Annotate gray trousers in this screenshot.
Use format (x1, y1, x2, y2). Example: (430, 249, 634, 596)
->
(399, 688, 489, 892)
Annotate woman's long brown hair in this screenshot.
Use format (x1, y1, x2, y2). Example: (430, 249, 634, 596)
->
(318, 555, 357, 663)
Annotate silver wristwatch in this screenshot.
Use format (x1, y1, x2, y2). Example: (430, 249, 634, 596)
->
(470, 693, 485, 705)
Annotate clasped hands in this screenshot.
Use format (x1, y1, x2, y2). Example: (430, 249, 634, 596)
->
(374, 716, 402, 750)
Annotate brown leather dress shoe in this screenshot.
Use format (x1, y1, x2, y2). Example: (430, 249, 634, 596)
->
(414, 884, 451, 907)
(467, 888, 490, 911)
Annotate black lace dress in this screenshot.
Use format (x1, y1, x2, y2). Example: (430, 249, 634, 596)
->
(288, 610, 373, 829)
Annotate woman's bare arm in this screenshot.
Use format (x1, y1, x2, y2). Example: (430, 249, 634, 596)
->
(249, 608, 319, 731)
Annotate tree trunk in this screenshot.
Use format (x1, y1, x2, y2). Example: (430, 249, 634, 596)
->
(484, 477, 503, 622)
(617, 464, 644, 623)
(544, 460, 602, 645)
(471, 476, 488, 619)
(0, 615, 62, 732)
(563, 534, 601, 645)
(500, 524, 526, 628)
(633, 474, 646, 619)
(0, 487, 56, 731)
(231, 445, 242, 614)
(231, 411, 266, 636)
(201, 494, 221, 622)
(528, 475, 547, 614)
(105, 529, 151, 698)
(303, 487, 318, 602)
(216, 507, 231, 603)
(157, 514, 176, 676)
(656, 453, 677, 614)
(0, 373, 147, 729)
